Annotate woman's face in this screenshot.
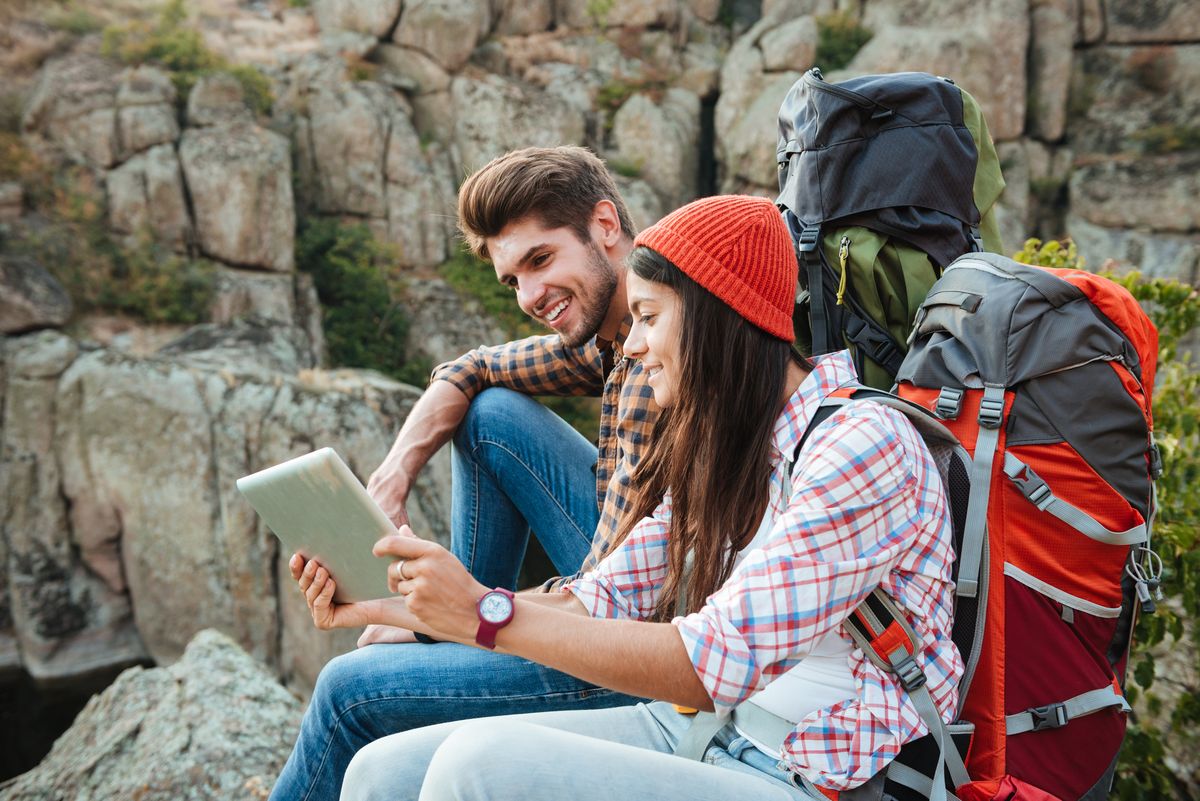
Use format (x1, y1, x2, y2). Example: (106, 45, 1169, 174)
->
(625, 271, 683, 408)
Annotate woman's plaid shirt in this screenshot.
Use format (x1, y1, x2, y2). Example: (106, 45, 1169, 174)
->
(567, 352, 963, 791)
(430, 323, 659, 588)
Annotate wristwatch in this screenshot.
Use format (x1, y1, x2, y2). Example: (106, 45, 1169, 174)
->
(475, 587, 515, 649)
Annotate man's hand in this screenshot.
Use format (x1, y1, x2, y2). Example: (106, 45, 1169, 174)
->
(375, 535, 489, 641)
(366, 458, 412, 530)
(368, 381, 472, 529)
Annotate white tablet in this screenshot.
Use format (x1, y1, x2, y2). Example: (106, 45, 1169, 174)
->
(237, 448, 395, 603)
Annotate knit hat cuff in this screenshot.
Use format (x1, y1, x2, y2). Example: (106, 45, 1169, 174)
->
(636, 224, 794, 342)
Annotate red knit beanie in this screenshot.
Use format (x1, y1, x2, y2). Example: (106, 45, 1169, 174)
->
(633, 195, 796, 341)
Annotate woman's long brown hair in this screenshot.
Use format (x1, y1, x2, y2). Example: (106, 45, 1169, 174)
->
(616, 246, 803, 621)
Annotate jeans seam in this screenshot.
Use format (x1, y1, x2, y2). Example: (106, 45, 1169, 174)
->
(473, 438, 594, 552)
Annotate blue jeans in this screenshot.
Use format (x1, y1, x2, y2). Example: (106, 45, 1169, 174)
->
(271, 389, 639, 801)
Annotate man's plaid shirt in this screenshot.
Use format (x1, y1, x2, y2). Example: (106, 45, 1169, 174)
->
(430, 320, 659, 589)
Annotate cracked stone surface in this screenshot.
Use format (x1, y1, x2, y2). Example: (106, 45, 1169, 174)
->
(1, 629, 302, 800)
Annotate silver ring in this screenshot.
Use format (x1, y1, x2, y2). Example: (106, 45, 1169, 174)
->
(395, 558, 408, 581)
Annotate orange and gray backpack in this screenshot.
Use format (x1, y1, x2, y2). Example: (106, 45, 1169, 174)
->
(840, 252, 1161, 801)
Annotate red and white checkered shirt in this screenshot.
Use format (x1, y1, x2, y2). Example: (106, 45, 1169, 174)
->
(568, 351, 962, 791)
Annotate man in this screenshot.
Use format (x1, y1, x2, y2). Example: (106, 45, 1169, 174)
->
(270, 146, 660, 801)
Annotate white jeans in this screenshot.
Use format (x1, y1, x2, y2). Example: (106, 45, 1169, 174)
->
(340, 701, 819, 801)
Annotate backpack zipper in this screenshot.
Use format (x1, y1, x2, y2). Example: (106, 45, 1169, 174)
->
(836, 236, 851, 305)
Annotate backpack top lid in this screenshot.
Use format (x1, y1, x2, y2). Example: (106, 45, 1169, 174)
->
(776, 69, 990, 267)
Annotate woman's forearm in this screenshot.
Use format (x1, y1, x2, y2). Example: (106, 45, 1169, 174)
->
(494, 600, 713, 711)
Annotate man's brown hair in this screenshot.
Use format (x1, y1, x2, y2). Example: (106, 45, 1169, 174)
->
(457, 146, 636, 260)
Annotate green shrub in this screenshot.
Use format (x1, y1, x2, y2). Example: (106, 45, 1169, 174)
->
(1130, 124, 1200, 155)
(47, 5, 103, 36)
(295, 217, 414, 381)
(1015, 239, 1200, 799)
(6, 161, 214, 325)
(815, 12, 873, 72)
(102, 0, 273, 115)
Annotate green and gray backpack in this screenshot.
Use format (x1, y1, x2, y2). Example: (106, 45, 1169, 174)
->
(776, 68, 1006, 389)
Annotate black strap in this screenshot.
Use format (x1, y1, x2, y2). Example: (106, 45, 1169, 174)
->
(796, 224, 828, 355)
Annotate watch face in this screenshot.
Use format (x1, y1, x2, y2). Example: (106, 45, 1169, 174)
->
(479, 592, 513, 624)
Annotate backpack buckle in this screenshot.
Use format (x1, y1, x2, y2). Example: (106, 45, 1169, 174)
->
(1028, 702, 1069, 731)
(797, 225, 821, 253)
(978, 386, 1005, 429)
(893, 654, 927, 693)
(1148, 439, 1164, 480)
(934, 387, 963, 420)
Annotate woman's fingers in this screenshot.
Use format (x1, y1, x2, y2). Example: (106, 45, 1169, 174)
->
(304, 565, 329, 608)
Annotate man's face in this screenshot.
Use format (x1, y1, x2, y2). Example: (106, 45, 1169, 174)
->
(487, 216, 618, 348)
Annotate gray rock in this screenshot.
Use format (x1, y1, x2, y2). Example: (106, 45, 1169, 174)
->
(450, 71, 586, 172)
(993, 140, 1031, 256)
(0, 182, 22, 222)
(614, 174, 668, 233)
(1105, 0, 1200, 44)
(210, 267, 299, 326)
(179, 121, 295, 272)
(852, 0, 1029, 142)
(393, 0, 491, 72)
(687, 0, 723, 23)
(21, 53, 121, 168)
(760, 16, 817, 72)
(105, 143, 191, 248)
(114, 66, 179, 162)
(384, 116, 457, 268)
(1069, 45, 1200, 157)
(1070, 153, 1200, 234)
(187, 72, 253, 127)
(718, 70, 802, 193)
(1028, 0, 1074, 142)
(494, 0, 555, 35)
(2, 629, 302, 801)
(1066, 214, 1200, 285)
(305, 81, 392, 218)
(376, 44, 452, 95)
(556, 0, 679, 30)
(319, 28, 379, 59)
(613, 89, 701, 210)
(1, 332, 148, 685)
(401, 277, 506, 368)
(0, 257, 72, 334)
(1078, 0, 1104, 43)
(678, 40, 724, 98)
(313, 0, 403, 38)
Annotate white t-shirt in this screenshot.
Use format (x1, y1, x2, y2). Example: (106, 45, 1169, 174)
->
(730, 474, 857, 758)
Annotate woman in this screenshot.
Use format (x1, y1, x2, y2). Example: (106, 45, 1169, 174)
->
(293, 195, 962, 800)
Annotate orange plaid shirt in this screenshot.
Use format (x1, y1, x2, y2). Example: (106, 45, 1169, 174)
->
(430, 319, 660, 589)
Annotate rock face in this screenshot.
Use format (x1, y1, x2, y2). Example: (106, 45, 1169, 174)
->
(180, 122, 295, 272)
(105, 143, 191, 247)
(21, 54, 123, 168)
(2, 629, 302, 801)
(0, 258, 72, 334)
(451, 71, 587, 172)
(0, 323, 451, 688)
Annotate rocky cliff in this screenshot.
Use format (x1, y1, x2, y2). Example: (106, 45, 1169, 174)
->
(0, 0, 1197, 794)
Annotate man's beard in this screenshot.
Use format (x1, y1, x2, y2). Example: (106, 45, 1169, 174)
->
(558, 240, 618, 348)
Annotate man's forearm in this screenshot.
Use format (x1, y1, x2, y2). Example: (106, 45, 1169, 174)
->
(368, 380, 471, 517)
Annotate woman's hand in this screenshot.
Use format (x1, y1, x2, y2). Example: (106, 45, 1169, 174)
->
(374, 533, 489, 642)
(289, 553, 418, 632)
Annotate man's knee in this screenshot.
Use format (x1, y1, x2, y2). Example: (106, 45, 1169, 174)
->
(455, 387, 538, 454)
